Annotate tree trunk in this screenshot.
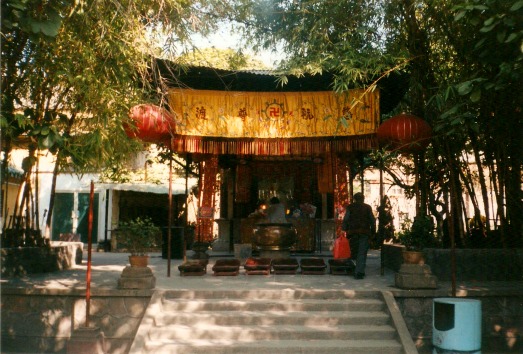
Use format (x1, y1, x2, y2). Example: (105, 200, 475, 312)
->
(418, 151, 428, 217)
(34, 155, 40, 231)
(470, 133, 491, 231)
(45, 153, 61, 238)
(445, 142, 465, 247)
(494, 152, 507, 247)
(1, 141, 11, 230)
(45, 113, 77, 238)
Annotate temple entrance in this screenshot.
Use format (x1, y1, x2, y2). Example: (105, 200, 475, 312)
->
(225, 158, 324, 220)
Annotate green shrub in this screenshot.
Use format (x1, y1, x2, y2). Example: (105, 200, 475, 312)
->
(115, 217, 161, 256)
(398, 215, 438, 251)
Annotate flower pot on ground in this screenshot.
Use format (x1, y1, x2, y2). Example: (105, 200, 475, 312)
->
(397, 215, 438, 265)
(114, 217, 161, 267)
(402, 250, 425, 265)
(128, 255, 150, 267)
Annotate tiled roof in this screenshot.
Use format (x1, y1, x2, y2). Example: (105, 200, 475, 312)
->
(0, 162, 24, 180)
(155, 60, 409, 115)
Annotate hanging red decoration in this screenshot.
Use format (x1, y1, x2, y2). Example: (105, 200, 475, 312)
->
(376, 113, 432, 152)
(126, 104, 176, 143)
(334, 156, 349, 237)
(196, 156, 219, 243)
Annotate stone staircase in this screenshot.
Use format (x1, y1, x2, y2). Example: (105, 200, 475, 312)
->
(130, 289, 417, 354)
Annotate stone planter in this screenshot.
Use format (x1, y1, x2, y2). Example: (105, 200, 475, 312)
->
(402, 250, 425, 265)
(119, 255, 155, 289)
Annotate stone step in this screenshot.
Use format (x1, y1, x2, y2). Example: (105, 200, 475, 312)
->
(160, 297, 385, 312)
(154, 310, 391, 327)
(129, 290, 411, 354)
(147, 323, 398, 341)
(163, 289, 381, 300)
(143, 339, 404, 354)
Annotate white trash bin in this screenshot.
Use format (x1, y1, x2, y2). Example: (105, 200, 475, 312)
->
(433, 298, 481, 353)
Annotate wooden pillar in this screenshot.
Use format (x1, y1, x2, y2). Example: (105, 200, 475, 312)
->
(321, 193, 328, 220)
(227, 169, 234, 219)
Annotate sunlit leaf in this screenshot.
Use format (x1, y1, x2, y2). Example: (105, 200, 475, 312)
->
(454, 10, 466, 21)
(510, 1, 523, 11)
(457, 81, 473, 95)
(480, 23, 497, 32)
(40, 134, 56, 149)
(483, 17, 496, 26)
(470, 89, 481, 103)
(505, 33, 518, 43)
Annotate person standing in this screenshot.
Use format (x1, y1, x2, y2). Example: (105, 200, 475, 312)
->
(341, 192, 376, 279)
(377, 195, 395, 245)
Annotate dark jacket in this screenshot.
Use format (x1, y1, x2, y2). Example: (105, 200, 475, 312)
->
(341, 202, 376, 236)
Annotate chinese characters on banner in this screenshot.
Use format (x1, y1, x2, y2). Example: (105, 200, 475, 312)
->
(168, 89, 379, 139)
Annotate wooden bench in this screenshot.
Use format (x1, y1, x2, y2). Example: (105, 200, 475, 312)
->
(212, 258, 241, 276)
(271, 258, 299, 274)
(178, 259, 209, 276)
(300, 258, 327, 275)
(328, 259, 355, 275)
(244, 257, 272, 275)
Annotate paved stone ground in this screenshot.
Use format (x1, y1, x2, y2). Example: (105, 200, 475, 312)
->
(0, 249, 433, 292)
(9, 249, 393, 291)
(2, 249, 522, 295)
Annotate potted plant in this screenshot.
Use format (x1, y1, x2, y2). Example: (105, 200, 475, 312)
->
(115, 217, 161, 267)
(397, 215, 437, 264)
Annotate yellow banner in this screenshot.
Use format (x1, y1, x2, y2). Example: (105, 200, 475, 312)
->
(168, 89, 379, 138)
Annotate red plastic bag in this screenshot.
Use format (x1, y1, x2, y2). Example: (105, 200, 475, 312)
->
(333, 235, 351, 259)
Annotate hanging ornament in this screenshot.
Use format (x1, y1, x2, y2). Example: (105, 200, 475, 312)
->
(126, 104, 176, 143)
(376, 113, 432, 152)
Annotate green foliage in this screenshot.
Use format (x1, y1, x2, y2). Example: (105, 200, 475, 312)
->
(1, 0, 248, 232)
(115, 217, 161, 256)
(397, 215, 438, 251)
(1, 0, 247, 171)
(2, 1, 152, 170)
(230, 0, 400, 89)
(450, 0, 523, 100)
(178, 47, 268, 70)
(1, 0, 63, 37)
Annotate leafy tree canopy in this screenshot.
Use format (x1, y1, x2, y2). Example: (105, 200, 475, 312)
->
(0, 0, 237, 230)
(178, 47, 269, 70)
(227, 0, 405, 91)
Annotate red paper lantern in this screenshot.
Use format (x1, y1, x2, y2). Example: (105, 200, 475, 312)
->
(126, 104, 176, 143)
(376, 113, 432, 152)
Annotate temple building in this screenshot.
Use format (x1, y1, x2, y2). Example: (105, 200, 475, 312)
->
(148, 63, 407, 253)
